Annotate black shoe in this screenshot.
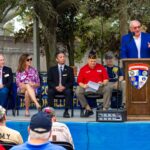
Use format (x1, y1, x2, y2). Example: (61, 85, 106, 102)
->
(84, 110, 94, 117)
(63, 111, 70, 118)
(80, 108, 85, 117)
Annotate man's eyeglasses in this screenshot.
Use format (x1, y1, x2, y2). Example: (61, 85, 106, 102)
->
(133, 26, 141, 30)
(26, 58, 32, 62)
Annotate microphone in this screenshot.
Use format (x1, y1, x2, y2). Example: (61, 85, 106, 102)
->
(127, 31, 135, 44)
(130, 32, 135, 37)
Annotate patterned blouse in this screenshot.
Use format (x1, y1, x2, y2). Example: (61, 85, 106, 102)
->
(16, 66, 40, 92)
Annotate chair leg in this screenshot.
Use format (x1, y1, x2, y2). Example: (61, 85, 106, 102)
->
(12, 109, 15, 116)
(71, 98, 74, 117)
(15, 95, 19, 116)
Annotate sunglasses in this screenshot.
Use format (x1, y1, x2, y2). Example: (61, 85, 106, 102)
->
(133, 26, 141, 30)
(26, 58, 32, 62)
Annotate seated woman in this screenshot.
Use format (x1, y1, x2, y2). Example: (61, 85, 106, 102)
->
(16, 53, 41, 116)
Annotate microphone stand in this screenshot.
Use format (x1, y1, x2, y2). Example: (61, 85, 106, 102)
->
(115, 53, 121, 112)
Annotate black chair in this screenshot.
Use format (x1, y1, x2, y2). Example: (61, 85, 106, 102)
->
(0, 141, 16, 150)
(51, 141, 74, 150)
(54, 94, 74, 117)
(84, 93, 103, 108)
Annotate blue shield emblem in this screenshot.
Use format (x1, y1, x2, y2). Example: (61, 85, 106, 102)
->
(128, 63, 149, 89)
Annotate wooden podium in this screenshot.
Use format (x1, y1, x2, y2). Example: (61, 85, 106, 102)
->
(122, 59, 150, 120)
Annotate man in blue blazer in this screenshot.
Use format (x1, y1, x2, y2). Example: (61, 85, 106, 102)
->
(0, 54, 13, 107)
(120, 20, 150, 58)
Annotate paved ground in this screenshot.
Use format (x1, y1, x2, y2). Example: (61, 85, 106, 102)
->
(6, 109, 97, 122)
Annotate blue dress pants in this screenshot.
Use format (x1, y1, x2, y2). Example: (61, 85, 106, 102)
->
(0, 87, 9, 107)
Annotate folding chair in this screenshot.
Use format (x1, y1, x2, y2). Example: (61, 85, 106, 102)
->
(51, 141, 74, 150)
(84, 93, 103, 110)
(54, 93, 74, 117)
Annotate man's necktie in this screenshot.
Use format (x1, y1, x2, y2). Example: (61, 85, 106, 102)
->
(59, 66, 62, 85)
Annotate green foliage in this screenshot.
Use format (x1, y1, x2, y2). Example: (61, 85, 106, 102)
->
(74, 0, 120, 62)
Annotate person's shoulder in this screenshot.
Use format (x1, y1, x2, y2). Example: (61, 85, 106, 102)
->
(80, 64, 88, 71)
(142, 32, 150, 38)
(3, 66, 12, 71)
(96, 63, 105, 68)
(29, 66, 37, 72)
(48, 65, 57, 71)
(122, 33, 130, 40)
(53, 122, 68, 128)
(10, 143, 25, 150)
(65, 65, 73, 71)
(4, 126, 21, 135)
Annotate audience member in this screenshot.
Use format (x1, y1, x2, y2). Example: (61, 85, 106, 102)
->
(0, 54, 13, 108)
(10, 112, 65, 150)
(104, 51, 126, 106)
(16, 53, 41, 117)
(120, 20, 150, 58)
(76, 51, 112, 117)
(43, 107, 74, 148)
(47, 51, 74, 118)
(0, 105, 23, 144)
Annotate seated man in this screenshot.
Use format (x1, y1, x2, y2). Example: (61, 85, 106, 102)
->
(43, 107, 74, 148)
(0, 54, 13, 108)
(0, 105, 23, 144)
(47, 51, 74, 118)
(10, 112, 65, 150)
(76, 51, 112, 117)
(104, 51, 126, 107)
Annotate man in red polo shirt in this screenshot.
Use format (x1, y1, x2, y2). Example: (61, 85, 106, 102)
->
(76, 51, 112, 117)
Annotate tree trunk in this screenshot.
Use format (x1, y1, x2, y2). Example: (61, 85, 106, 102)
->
(119, 0, 128, 37)
(43, 19, 57, 70)
(68, 35, 75, 66)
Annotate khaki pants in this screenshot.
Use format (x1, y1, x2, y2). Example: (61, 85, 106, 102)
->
(106, 81, 126, 104)
(76, 85, 112, 109)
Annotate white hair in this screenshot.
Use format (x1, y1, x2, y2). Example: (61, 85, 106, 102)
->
(129, 20, 141, 28)
(29, 130, 51, 140)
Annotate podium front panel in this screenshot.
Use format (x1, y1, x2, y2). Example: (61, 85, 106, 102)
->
(123, 59, 150, 116)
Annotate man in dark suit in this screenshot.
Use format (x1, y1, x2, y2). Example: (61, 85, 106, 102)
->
(0, 54, 13, 107)
(47, 51, 74, 118)
(120, 20, 150, 58)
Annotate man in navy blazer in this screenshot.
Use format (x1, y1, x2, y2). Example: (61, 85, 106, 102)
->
(0, 54, 13, 107)
(47, 51, 74, 118)
(120, 20, 150, 58)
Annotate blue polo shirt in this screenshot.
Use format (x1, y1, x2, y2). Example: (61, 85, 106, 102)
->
(10, 141, 66, 150)
(104, 65, 123, 82)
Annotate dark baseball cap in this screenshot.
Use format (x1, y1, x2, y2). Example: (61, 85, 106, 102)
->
(30, 112, 52, 133)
